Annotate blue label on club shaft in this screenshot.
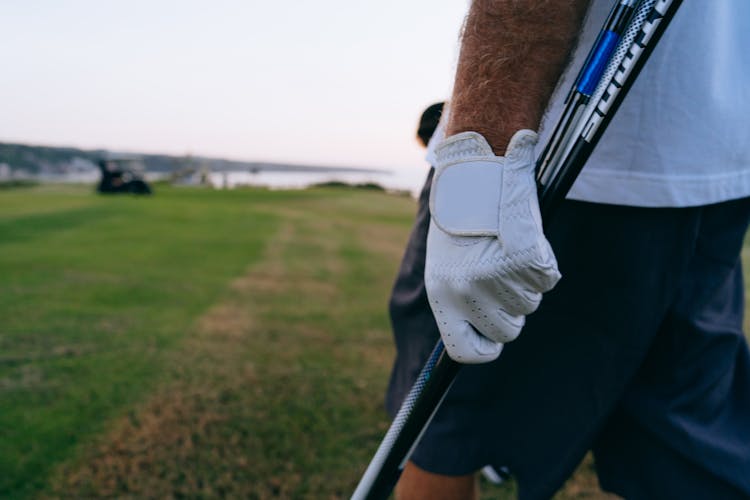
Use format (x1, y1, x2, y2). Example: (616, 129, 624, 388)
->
(576, 31, 619, 96)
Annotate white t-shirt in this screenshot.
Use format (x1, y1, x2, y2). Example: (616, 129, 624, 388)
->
(431, 1, 750, 208)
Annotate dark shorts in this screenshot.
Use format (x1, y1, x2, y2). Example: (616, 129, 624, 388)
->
(386, 175, 750, 499)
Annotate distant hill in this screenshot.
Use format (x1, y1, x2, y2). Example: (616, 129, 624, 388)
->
(0, 141, 386, 178)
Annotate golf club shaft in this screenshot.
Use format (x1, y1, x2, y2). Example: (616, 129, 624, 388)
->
(351, 342, 459, 500)
(539, 0, 683, 220)
(537, 0, 639, 185)
(539, 0, 655, 187)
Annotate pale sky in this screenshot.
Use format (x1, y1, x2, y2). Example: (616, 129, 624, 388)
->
(1, 1, 469, 171)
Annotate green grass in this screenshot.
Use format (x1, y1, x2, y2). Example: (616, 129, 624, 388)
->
(2, 184, 748, 499)
(0, 185, 282, 497)
(0, 184, 423, 499)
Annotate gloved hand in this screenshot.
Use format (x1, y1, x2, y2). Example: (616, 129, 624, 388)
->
(425, 130, 561, 364)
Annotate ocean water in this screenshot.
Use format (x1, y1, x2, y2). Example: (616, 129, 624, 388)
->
(208, 167, 429, 197)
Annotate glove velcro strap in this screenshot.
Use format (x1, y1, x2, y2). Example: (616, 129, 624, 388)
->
(430, 159, 502, 237)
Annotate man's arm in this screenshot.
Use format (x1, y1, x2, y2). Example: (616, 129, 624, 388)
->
(447, 0, 591, 153)
(424, 0, 592, 364)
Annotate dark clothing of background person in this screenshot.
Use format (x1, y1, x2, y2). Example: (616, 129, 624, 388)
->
(386, 102, 444, 416)
(386, 168, 439, 417)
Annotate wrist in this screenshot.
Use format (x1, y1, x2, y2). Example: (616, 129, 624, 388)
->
(445, 112, 535, 156)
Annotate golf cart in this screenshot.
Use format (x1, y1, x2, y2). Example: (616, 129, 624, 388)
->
(97, 157, 152, 195)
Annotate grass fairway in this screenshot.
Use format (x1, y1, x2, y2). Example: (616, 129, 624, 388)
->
(1, 184, 420, 498)
(1, 185, 278, 497)
(2, 184, 747, 499)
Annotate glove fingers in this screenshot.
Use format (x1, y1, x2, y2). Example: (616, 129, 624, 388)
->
(438, 318, 503, 364)
(465, 294, 527, 344)
(513, 240, 561, 293)
(477, 279, 542, 317)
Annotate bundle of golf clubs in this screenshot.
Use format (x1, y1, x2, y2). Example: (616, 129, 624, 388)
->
(352, 1, 683, 498)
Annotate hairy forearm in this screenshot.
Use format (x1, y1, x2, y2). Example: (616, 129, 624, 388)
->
(446, 0, 590, 153)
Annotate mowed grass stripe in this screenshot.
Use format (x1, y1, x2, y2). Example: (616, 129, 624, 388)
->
(45, 190, 414, 498)
(0, 185, 279, 498)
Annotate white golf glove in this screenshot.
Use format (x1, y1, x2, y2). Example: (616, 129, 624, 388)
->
(425, 130, 561, 364)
